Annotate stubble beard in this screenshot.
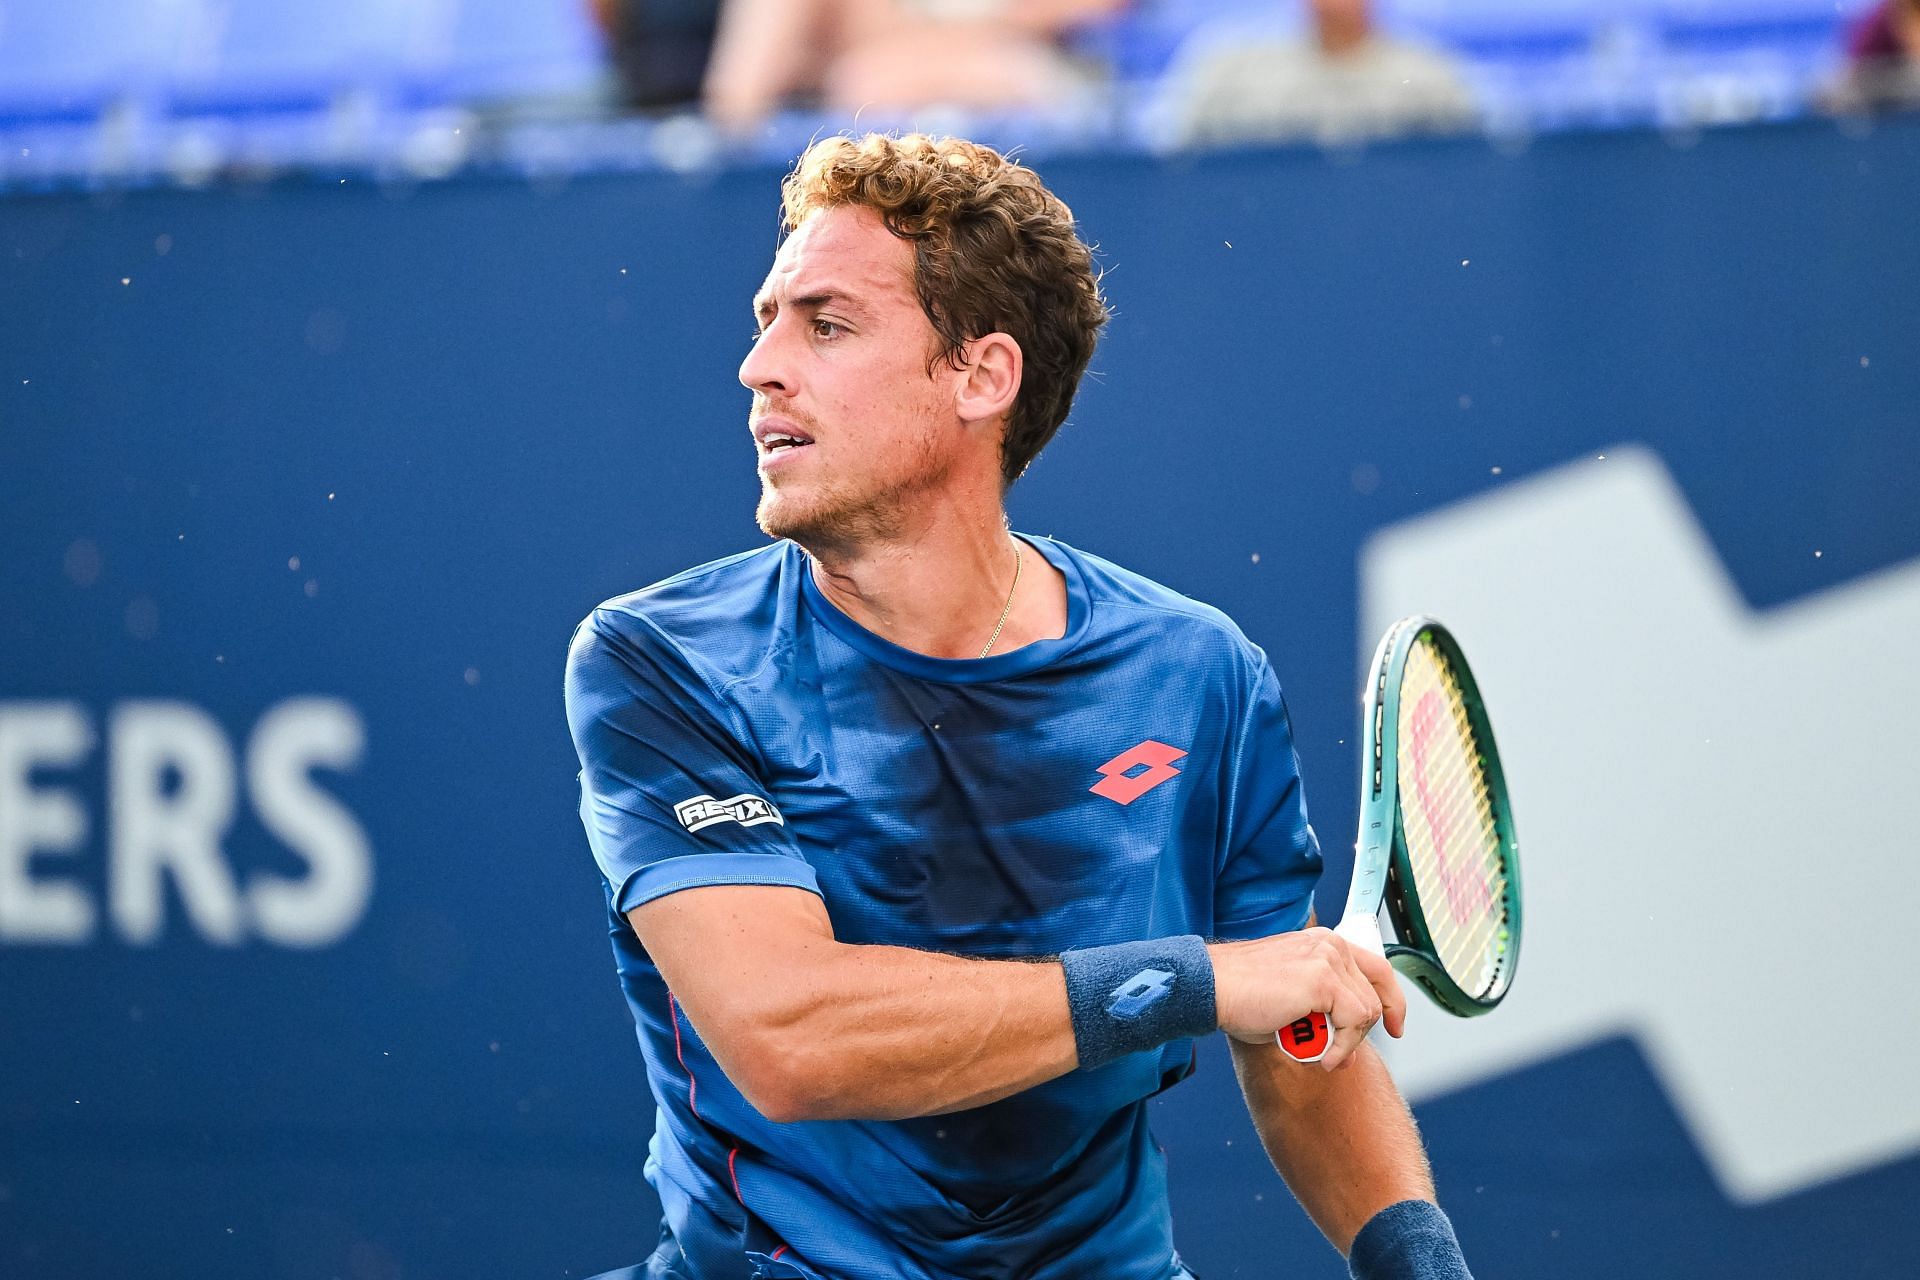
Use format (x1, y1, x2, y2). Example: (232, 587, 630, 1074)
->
(756, 429, 952, 558)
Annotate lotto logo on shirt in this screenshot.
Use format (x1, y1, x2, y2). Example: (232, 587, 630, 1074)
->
(674, 793, 785, 834)
(1089, 740, 1187, 805)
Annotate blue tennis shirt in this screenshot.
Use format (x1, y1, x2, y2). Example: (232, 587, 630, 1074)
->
(565, 535, 1321, 1280)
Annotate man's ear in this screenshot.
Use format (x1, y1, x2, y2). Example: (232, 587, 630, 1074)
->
(954, 332, 1023, 429)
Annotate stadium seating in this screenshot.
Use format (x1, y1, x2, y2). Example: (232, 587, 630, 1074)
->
(0, 0, 604, 118)
(0, 0, 189, 120)
(0, 0, 1887, 185)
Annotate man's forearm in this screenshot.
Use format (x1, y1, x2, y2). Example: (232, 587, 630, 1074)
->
(737, 938, 1083, 1121)
(635, 887, 1079, 1121)
(1230, 1036, 1436, 1253)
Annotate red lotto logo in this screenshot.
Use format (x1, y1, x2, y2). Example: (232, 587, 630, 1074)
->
(1090, 740, 1187, 805)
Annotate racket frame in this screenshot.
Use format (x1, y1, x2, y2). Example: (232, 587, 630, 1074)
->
(1276, 615, 1522, 1063)
(1378, 618, 1523, 1017)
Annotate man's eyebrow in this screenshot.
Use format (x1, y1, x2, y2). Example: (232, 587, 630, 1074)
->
(752, 288, 871, 324)
(797, 290, 870, 313)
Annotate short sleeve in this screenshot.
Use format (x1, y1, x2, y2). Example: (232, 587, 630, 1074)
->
(1213, 656, 1322, 940)
(564, 608, 820, 918)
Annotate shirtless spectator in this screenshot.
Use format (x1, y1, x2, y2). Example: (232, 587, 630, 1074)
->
(702, 0, 1126, 133)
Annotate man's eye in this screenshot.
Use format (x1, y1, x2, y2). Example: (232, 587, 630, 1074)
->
(811, 319, 842, 339)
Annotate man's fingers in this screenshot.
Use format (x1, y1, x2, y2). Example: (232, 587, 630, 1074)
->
(1312, 953, 1383, 1070)
(1352, 944, 1408, 1038)
(1311, 931, 1409, 1068)
(1320, 1024, 1368, 1071)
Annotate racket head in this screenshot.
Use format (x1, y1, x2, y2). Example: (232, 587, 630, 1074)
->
(1373, 618, 1523, 1017)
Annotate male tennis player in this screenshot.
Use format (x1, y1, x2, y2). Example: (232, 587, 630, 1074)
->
(565, 133, 1473, 1280)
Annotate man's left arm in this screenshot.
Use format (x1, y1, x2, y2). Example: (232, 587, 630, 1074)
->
(1229, 1035, 1431, 1247)
(1229, 1035, 1473, 1278)
(1215, 652, 1471, 1274)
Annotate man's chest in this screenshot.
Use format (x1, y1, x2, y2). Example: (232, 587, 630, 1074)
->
(744, 674, 1236, 953)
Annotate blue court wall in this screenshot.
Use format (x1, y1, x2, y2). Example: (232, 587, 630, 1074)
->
(2, 116, 1918, 1280)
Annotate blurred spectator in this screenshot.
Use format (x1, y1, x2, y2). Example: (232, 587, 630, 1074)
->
(1164, 0, 1475, 148)
(1823, 0, 1920, 112)
(593, 0, 725, 110)
(701, 0, 1127, 134)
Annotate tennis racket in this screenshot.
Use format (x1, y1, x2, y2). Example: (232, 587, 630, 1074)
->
(1279, 616, 1523, 1063)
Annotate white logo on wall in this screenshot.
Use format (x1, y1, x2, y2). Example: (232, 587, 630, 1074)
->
(1364, 445, 1920, 1203)
(0, 698, 372, 948)
(674, 793, 784, 834)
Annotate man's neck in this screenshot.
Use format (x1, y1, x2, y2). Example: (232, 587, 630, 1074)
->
(805, 506, 1064, 660)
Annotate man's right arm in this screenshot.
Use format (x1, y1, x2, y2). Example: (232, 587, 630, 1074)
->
(631, 883, 1403, 1124)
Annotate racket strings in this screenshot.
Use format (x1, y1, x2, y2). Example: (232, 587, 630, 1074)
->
(1401, 657, 1498, 910)
(1411, 805, 1504, 991)
(1397, 636, 1509, 996)
(1413, 768, 1503, 931)
(1413, 780, 1503, 968)
(1413, 794, 1505, 986)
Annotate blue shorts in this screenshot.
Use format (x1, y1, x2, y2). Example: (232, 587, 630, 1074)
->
(586, 1267, 1199, 1280)
(585, 1228, 1201, 1280)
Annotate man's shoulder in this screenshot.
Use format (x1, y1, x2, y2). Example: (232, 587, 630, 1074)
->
(592, 542, 790, 621)
(1052, 538, 1264, 666)
(571, 542, 797, 684)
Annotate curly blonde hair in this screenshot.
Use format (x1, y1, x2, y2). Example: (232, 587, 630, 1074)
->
(781, 134, 1110, 487)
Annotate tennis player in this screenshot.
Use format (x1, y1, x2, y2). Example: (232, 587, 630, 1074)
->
(565, 133, 1473, 1280)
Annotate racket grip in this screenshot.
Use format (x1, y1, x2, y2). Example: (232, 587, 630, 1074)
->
(1275, 914, 1383, 1062)
(1277, 1011, 1331, 1062)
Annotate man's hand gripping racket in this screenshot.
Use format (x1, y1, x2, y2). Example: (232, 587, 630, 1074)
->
(1279, 616, 1524, 1064)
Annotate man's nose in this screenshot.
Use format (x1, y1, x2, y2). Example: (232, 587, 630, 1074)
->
(738, 322, 792, 397)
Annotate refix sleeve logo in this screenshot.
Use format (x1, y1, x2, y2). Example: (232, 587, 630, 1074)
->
(673, 793, 786, 834)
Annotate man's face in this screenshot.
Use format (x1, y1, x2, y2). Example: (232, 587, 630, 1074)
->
(740, 204, 961, 550)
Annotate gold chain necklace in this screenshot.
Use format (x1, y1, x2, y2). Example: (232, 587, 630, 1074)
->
(978, 540, 1023, 659)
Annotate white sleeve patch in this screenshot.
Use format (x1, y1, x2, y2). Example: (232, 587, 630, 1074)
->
(672, 793, 785, 833)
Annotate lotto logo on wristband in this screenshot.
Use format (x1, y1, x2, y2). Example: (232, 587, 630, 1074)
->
(1106, 968, 1175, 1019)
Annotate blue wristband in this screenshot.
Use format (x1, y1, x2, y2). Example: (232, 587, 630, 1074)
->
(1059, 935, 1215, 1070)
(1349, 1200, 1473, 1280)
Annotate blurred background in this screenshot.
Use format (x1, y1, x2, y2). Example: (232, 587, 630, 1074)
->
(2, 2, 1917, 1278)
(1, 0, 1918, 183)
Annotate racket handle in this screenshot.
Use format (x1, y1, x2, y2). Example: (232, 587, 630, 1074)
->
(1277, 1012, 1331, 1062)
(1275, 912, 1385, 1063)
